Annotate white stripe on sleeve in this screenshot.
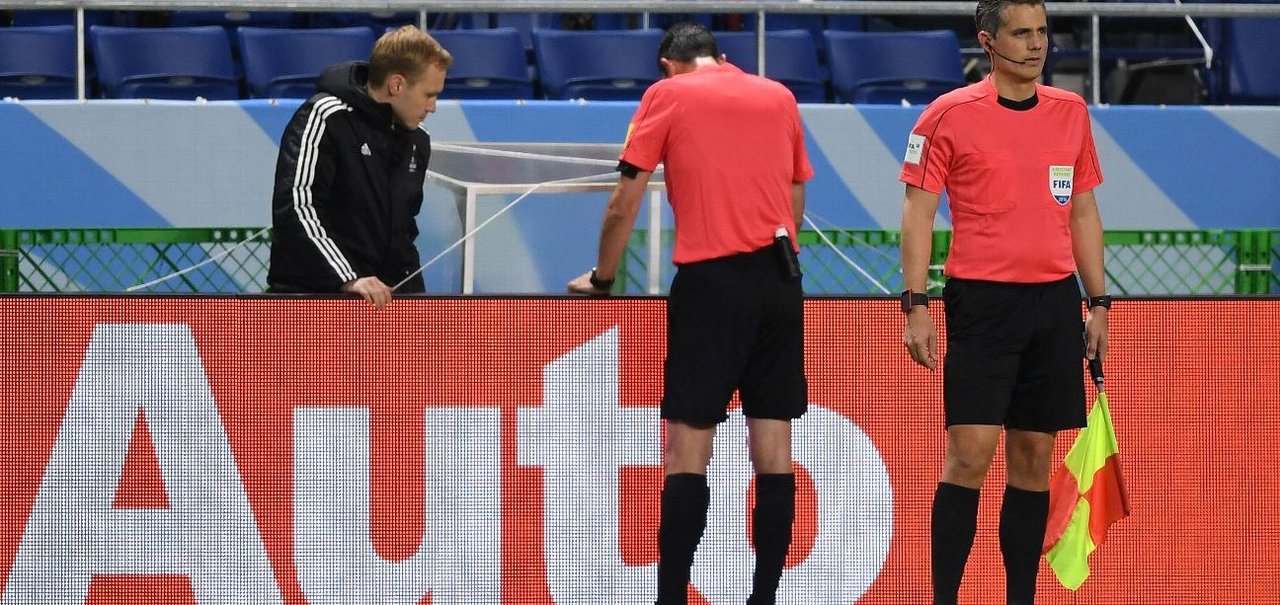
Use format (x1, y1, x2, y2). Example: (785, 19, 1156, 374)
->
(291, 96, 358, 283)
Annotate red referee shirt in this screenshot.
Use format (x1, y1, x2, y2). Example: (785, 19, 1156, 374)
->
(621, 62, 814, 265)
(900, 77, 1103, 283)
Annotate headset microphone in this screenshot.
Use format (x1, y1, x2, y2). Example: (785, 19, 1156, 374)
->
(985, 42, 1029, 65)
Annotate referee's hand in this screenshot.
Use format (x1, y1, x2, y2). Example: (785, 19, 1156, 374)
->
(567, 271, 611, 296)
(903, 308, 938, 371)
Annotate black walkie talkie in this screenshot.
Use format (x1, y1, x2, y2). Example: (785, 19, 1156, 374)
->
(773, 226, 802, 282)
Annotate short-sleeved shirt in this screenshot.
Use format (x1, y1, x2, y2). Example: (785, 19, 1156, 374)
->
(621, 62, 815, 265)
(899, 77, 1103, 283)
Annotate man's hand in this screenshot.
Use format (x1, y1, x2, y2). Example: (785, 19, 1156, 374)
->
(342, 276, 393, 309)
(903, 307, 938, 370)
(1084, 307, 1109, 362)
(567, 271, 612, 296)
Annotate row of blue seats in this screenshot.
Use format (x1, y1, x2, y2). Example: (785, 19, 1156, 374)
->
(5, 9, 429, 29)
(2, 9, 865, 32)
(0, 10, 880, 64)
(1, 19, 1276, 104)
(0, 25, 966, 104)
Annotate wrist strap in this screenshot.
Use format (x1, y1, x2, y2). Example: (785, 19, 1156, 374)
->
(901, 290, 929, 313)
(589, 267, 615, 291)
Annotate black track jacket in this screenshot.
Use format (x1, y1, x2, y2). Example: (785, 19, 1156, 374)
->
(267, 61, 429, 293)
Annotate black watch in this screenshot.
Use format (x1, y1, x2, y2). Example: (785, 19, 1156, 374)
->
(901, 290, 929, 313)
(1087, 294, 1112, 311)
(589, 267, 615, 291)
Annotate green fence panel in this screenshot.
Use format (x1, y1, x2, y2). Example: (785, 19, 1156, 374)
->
(2, 228, 271, 293)
(1272, 231, 1280, 295)
(623, 228, 1278, 296)
(0, 230, 17, 293)
(1, 227, 1276, 295)
(1103, 230, 1236, 295)
(1233, 229, 1278, 295)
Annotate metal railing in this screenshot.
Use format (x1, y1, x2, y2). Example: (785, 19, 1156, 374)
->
(4, 227, 1274, 295)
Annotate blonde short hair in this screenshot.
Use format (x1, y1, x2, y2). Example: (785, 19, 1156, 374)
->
(368, 25, 453, 87)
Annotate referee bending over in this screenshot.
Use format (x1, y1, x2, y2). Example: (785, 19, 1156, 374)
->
(569, 22, 814, 605)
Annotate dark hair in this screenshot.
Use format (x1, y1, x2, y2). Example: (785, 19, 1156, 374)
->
(975, 0, 1044, 38)
(657, 21, 719, 75)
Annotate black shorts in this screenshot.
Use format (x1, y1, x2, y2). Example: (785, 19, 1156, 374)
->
(662, 245, 807, 425)
(942, 276, 1087, 432)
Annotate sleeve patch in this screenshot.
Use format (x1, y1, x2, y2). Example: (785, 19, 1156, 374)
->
(904, 133, 926, 165)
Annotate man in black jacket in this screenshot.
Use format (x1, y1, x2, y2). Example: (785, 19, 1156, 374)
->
(268, 25, 452, 308)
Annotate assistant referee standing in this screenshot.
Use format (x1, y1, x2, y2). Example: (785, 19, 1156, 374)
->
(568, 22, 814, 605)
(898, 0, 1111, 603)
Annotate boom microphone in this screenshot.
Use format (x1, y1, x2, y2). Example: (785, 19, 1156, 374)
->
(986, 42, 1030, 65)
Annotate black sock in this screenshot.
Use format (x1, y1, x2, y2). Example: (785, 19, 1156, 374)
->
(657, 473, 710, 605)
(932, 482, 981, 605)
(1000, 486, 1050, 605)
(747, 473, 796, 605)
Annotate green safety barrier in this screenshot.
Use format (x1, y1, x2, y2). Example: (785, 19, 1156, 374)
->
(0, 227, 1275, 295)
(622, 228, 1277, 296)
(0, 228, 270, 293)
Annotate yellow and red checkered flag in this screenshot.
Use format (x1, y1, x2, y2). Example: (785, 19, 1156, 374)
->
(1041, 358, 1131, 590)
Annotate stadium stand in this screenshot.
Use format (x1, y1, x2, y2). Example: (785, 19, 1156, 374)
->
(738, 12, 831, 56)
(8, 9, 119, 27)
(308, 11, 420, 30)
(238, 26, 376, 99)
(428, 28, 536, 100)
(532, 29, 664, 100)
(713, 30, 828, 103)
(3, 4, 1277, 105)
(488, 12, 558, 52)
(90, 25, 239, 100)
(168, 10, 299, 29)
(824, 29, 967, 104)
(1223, 17, 1280, 104)
(0, 25, 78, 99)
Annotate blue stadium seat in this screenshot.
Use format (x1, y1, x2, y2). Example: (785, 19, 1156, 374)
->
(713, 30, 827, 103)
(532, 29, 664, 100)
(0, 25, 77, 99)
(824, 30, 966, 105)
(428, 28, 535, 100)
(238, 27, 376, 99)
(739, 13, 830, 55)
(90, 26, 239, 100)
(492, 12, 560, 53)
(1224, 18, 1280, 104)
(481, 12, 635, 50)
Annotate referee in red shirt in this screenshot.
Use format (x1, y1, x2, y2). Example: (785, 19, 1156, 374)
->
(899, 1, 1111, 603)
(569, 22, 814, 605)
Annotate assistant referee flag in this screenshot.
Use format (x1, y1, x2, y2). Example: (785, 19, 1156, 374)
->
(1041, 365, 1131, 590)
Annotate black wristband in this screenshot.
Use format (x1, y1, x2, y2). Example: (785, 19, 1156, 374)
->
(589, 267, 615, 291)
(901, 290, 929, 313)
(1087, 295, 1112, 310)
